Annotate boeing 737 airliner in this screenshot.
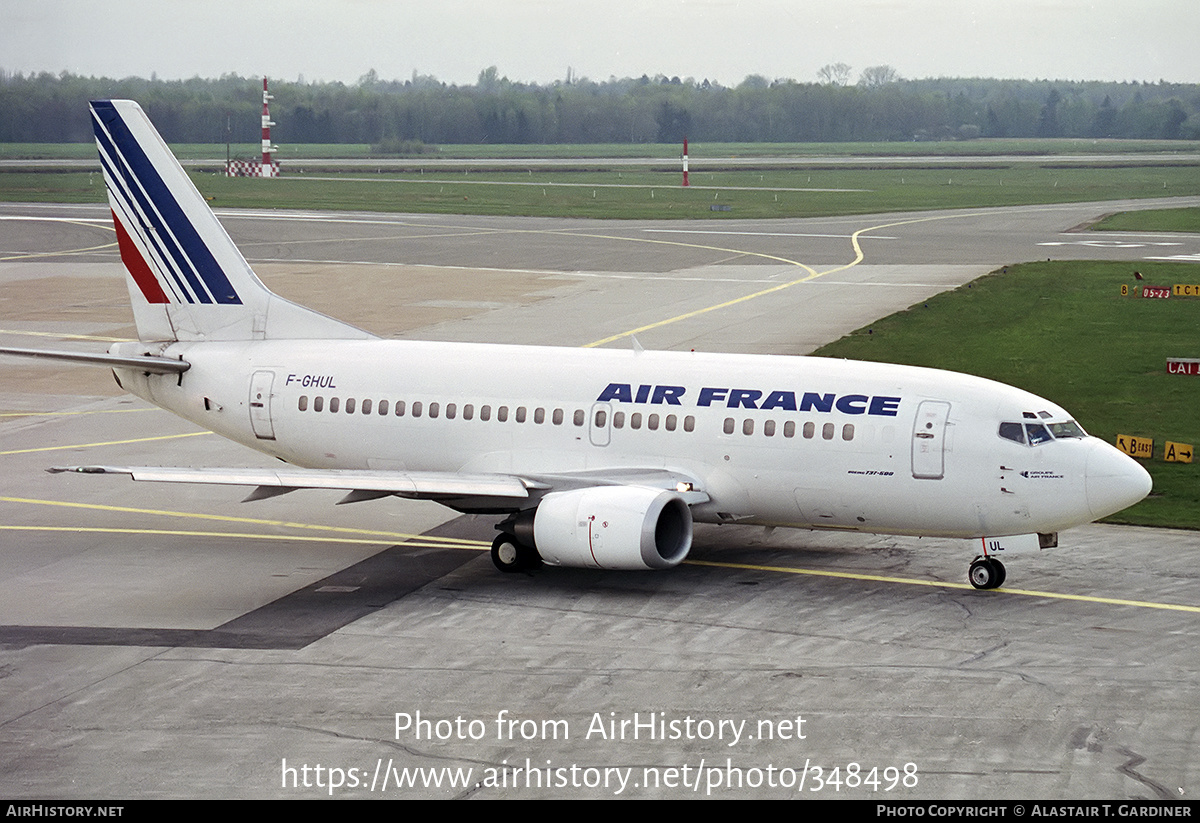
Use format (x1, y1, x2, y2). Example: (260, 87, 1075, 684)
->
(0, 100, 1152, 589)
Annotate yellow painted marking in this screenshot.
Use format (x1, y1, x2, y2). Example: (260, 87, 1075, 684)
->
(0, 524, 486, 551)
(0, 496, 485, 547)
(686, 559, 1200, 613)
(0, 241, 118, 262)
(0, 408, 156, 419)
(0, 329, 133, 343)
(569, 233, 818, 348)
(579, 212, 987, 347)
(0, 216, 112, 230)
(0, 431, 211, 456)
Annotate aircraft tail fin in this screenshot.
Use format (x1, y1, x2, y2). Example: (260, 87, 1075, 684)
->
(90, 100, 372, 343)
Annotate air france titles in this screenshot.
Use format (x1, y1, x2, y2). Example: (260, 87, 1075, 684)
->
(596, 383, 901, 416)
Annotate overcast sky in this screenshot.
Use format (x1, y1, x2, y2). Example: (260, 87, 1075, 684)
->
(4, 0, 1199, 87)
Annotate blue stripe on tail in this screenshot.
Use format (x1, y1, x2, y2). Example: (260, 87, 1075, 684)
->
(91, 101, 242, 305)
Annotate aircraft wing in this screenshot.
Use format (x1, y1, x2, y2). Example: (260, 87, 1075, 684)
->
(48, 465, 538, 505)
(47, 465, 709, 508)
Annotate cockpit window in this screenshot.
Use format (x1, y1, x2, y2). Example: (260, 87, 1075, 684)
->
(998, 422, 1025, 444)
(1048, 420, 1087, 439)
(1026, 423, 1053, 445)
(1002, 420, 1085, 445)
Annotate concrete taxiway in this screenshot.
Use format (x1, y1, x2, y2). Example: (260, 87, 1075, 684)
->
(1, 199, 1199, 799)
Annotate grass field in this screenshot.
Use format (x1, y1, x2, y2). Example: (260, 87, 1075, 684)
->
(4, 161, 1199, 219)
(1091, 206, 1200, 233)
(813, 260, 1200, 529)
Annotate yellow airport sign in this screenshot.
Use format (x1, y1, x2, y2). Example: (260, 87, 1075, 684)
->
(1174, 284, 1200, 297)
(1164, 441, 1194, 463)
(1116, 434, 1154, 459)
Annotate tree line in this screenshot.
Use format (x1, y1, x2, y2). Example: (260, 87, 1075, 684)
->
(2, 67, 1198, 145)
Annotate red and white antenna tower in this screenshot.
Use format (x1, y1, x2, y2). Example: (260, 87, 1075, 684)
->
(682, 136, 689, 187)
(260, 77, 277, 177)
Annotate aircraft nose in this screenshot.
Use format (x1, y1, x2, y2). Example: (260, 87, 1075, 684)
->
(1085, 439, 1152, 519)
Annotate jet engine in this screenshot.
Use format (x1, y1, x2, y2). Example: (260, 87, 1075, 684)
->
(531, 486, 693, 570)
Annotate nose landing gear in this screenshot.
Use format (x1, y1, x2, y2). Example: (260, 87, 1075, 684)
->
(968, 556, 1006, 590)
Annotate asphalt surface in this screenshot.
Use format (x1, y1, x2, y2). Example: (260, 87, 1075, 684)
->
(1, 198, 1199, 799)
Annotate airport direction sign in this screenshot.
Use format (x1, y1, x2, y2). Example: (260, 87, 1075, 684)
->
(1167, 358, 1200, 375)
(1173, 284, 1200, 296)
(1142, 285, 1172, 299)
(1116, 434, 1154, 459)
(1164, 441, 1194, 463)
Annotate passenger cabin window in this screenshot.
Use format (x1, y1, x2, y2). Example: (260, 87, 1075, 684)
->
(783, 421, 795, 438)
(361, 399, 372, 415)
(395, 401, 406, 417)
(378, 400, 389, 415)
(330, 397, 340, 413)
(613, 411, 625, 429)
(345, 398, 355, 414)
(573, 409, 585, 426)
(684, 416, 695, 432)
(842, 424, 855, 441)
(412, 401, 422, 418)
(822, 423, 835, 440)
(497, 406, 509, 422)
(314, 396, 324, 412)
(298, 396, 308, 411)
(464, 404, 474, 420)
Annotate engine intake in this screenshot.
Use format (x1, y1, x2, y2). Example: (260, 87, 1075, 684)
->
(532, 486, 693, 570)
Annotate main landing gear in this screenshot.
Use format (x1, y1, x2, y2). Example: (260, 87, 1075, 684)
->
(490, 533, 543, 573)
(968, 556, 1006, 590)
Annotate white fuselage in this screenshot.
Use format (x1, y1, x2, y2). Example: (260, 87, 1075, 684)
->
(113, 338, 1150, 540)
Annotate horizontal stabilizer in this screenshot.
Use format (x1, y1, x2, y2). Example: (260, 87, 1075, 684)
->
(0, 346, 190, 374)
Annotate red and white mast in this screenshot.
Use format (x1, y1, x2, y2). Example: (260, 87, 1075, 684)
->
(682, 136, 689, 187)
(260, 77, 277, 177)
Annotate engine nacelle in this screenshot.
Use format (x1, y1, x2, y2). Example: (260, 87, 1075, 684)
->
(532, 486, 693, 570)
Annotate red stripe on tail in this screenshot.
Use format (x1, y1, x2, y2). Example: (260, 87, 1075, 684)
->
(111, 210, 170, 303)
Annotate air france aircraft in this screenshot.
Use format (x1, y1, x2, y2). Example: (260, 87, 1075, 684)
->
(0, 100, 1152, 590)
